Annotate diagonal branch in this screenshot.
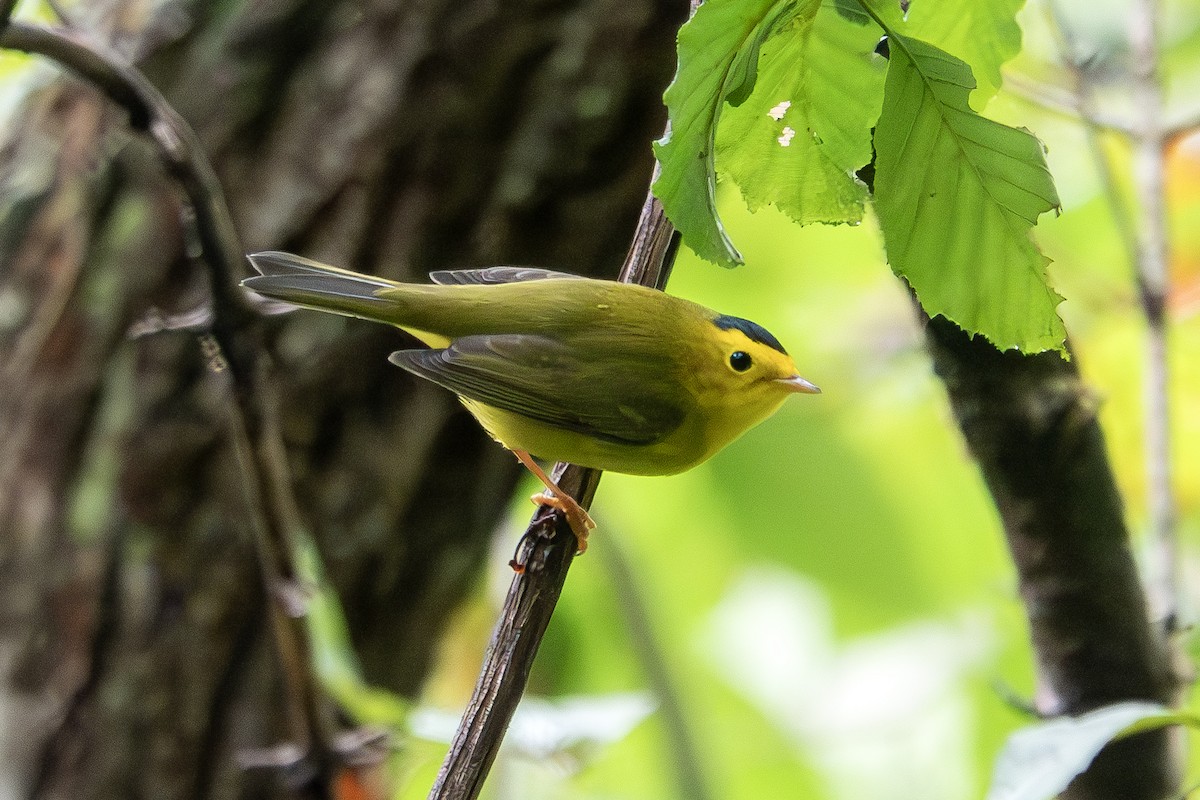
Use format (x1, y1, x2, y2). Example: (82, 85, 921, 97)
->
(598, 527, 714, 800)
(428, 191, 679, 800)
(0, 20, 344, 795)
(429, 3, 697, 791)
(924, 315, 1183, 800)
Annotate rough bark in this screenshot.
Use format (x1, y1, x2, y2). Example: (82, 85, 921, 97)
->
(0, 1, 683, 798)
(924, 315, 1183, 800)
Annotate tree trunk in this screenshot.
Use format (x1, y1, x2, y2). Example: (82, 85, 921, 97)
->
(0, 1, 684, 797)
(924, 315, 1183, 800)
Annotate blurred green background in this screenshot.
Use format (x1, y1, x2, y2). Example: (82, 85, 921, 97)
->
(394, 3, 1200, 797)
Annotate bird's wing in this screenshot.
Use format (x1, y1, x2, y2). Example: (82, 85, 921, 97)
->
(388, 334, 684, 446)
(428, 267, 584, 285)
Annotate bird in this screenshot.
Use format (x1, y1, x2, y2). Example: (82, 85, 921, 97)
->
(242, 251, 820, 552)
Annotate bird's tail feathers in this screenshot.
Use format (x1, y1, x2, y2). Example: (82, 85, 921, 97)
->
(243, 251, 403, 324)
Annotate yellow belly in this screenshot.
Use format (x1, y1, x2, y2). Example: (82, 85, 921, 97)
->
(460, 399, 710, 476)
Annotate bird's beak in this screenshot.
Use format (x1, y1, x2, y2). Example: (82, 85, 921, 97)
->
(776, 375, 821, 394)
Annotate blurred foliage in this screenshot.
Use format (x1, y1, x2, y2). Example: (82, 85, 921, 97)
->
(4, 0, 1199, 797)
(398, 1, 1200, 798)
(986, 702, 1199, 800)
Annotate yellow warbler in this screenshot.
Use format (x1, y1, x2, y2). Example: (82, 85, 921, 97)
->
(243, 252, 819, 550)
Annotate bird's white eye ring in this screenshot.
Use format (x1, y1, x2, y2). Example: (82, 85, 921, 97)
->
(729, 351, 752, 372)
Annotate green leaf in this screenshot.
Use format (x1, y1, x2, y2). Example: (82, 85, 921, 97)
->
(653, 0, 813, 266)
(832, 0, 870, 23)
(872, 33, 1065, 352)
(986, 702, 1199, 800)
(807, 4, 886, 173)
(724, 10, 780, 107)
(715, 3, 885, 225)
(869, 0, 1026, 107)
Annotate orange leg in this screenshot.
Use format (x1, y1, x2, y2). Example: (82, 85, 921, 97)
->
(513, 450, 595, 553)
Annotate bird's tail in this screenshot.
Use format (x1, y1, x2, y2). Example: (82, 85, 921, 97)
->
(242, 251, 408, 325)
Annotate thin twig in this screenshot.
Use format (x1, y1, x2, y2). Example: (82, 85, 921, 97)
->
(1165, 112, 1200, 143)
(598, 530, 714, 800)
(0, 21, 343, 793)
(1044, 0, 1179, 626)
(1003, 71, 1137, 137)
(1128, 0, 1179, 629)
(427, 189, 680, 800)
(1041, 4, 1141, 290)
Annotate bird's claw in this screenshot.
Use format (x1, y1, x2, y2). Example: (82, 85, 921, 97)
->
(530, 491, 595, 554)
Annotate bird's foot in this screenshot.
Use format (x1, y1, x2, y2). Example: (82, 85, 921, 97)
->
(513, 449, 595, 554)
(529, 490, 595, 554)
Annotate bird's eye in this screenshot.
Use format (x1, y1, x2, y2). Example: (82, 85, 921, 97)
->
(729, 351, 752, 372)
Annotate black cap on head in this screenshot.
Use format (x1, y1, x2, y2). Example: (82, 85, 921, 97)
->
(712, 315, 788, 356)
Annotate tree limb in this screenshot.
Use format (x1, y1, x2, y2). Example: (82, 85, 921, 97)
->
(923, 315, 1183, 800)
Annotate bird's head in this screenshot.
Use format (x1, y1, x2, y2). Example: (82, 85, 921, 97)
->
(707, 314, 820, 399)
(682, 311, 820, 460)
